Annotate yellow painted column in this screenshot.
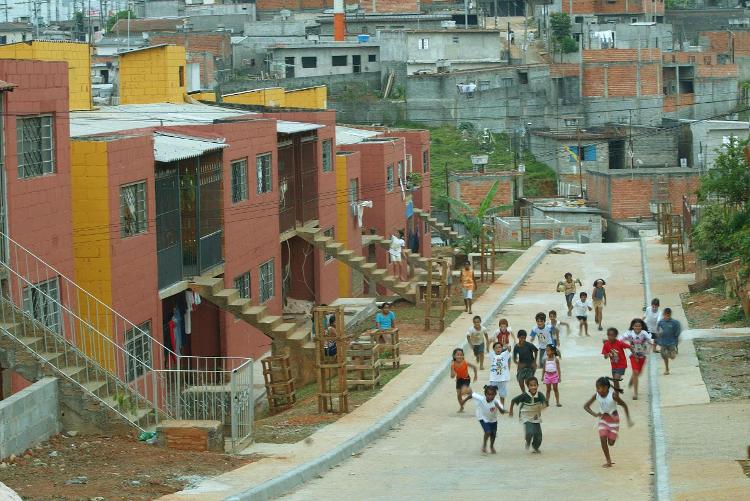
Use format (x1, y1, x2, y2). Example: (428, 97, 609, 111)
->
(335, 154, 351, 297)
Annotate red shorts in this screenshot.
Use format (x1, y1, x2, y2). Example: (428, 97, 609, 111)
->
(630, 355, 647, 374)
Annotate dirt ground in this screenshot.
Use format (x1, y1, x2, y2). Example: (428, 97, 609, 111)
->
(681, 288, 750, 329)
(0, 433, 257, 501)
(694, 337, 750, 402)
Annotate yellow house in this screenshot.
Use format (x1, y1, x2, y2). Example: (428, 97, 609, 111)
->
(0, 40, 92, 110)
(222, 87, 286, 107)
(284, 85, 327, 109)
(119, 45, 187, 105)
(194, 85, 327, 110)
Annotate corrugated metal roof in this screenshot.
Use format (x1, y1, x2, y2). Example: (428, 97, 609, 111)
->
(335, 126, 380, 145)
(153, 133, 227, 162)
(277, 120, 323, 134)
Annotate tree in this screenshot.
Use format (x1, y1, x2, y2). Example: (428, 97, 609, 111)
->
(106, 10, 136, 32)
(549, 13, 578, 60)
(447, 180, 510, 253)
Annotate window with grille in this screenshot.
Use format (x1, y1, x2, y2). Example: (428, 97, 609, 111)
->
(231, 158, 248, 203)
(418, 38, 429, 50)
(17, 115, 54, 178)
(332, 55, 348, 66)
(323, 227, 335, 262)
(397, 160, 404, 181)
(368, 54, 377, 62)
(349, 178, 359, 205)
(423, 149, 429, 172)
(256, 153, 272, 194)
(301, 56, 317, 68)
(23, 277, 61, 334)
(124, 321, 152, 382)
(259, 259, 275, 303)
(322, 139, 333, 172)
(234, 272, 251, 299)
(120, 181, 147, 237)
(386, 164, 394, 192)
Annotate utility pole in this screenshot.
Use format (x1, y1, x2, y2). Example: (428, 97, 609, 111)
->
(629, 109, 635, 170)
(576, 125, 583, 197)
(444, 163, 451, 224)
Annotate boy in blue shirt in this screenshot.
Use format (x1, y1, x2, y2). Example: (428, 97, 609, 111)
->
(656, 307, 681, 375)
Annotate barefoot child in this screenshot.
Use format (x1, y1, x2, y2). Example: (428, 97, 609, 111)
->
(460, 261, 477, 314)
(643, 298, 662, 352)
(461, 385, 506, 453)
(488, 342, 512, 406)
(450, 348, 478, 412)
(558, 272, 583, 317)
(573, 291, 593, 336)
(619, 319, 653, 400)
(583, 377, 634, 468)
(592, 279, 607, 331)
(601, 327, 631, 393)
(657, 308, 682, 375)
(493, 318, 516, 351)
(530, 312, 553, 365)
(466, 315, 490, 370)
(513, 331, 538, 392)
(543, 345, 562, 407)
(546, 310, 569, 349)
(509, 376, 548, 453)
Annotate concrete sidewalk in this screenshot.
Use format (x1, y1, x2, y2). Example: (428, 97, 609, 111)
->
(645, 238, 750, 500)
(283, 242, 653, 500)
(161, 241, 551, 501)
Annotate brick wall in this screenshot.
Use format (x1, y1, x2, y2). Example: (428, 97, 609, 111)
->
(550, 63, 579, 78)
(583, 49, 661, 63)
(701, 31, 750, 57)
(450, 173, 515, 215)
(150, 33, 232, 60)
(562, 0, 662, 15)
(256, 0, 417, 10)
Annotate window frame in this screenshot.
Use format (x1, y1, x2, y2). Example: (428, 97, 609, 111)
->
(418, 38, 429, 50)
(234, 272, 251, 299)
(368, 54, 377, 62)
(259, 259, 275, 303)
(349, 177, 359, 205)
(301, 56, 317, 68)
(124, 321, 153, 382)
(331, 55, 348, 67)
(423, 150, 429, 173)
(386, 164, 394, 192)
(23, 277, 61, 334)
(231, 158, 249, 203)
(120, 181, 148, 238)
(17, 114, 55, 178)
(322, 139, 333, 172)
(323, 227, 335, 262)
(256, 152, 273, 194)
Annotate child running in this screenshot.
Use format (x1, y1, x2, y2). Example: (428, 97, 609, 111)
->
(546, 310, 569, 349)
(602, 327, 631, 392)
(542, 345, 562, 407)
(466, 315, 490, 370)
(643, 298, 662, 352)
(513, 330, 538, 392)
(460, 261, 477, 314)
(583, 377, 634, 468)
(619, 318, 653, 400)
(493, 318, 516, 351)
(558, 272, 583, 317)
(530, 312, 553, 365)
(488, 342, 512, 406)
(461, 385, 506, 454)
(657, 307, 682, 375)
(509, 376, 548, 453)
(573, 291, 593, 336)
(592, 279, 607, 331)
(450, 348, 478, 412)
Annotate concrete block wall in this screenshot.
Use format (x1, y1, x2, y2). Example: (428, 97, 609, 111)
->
(0, 378, 60, 459)
(449, 172, 516, 214)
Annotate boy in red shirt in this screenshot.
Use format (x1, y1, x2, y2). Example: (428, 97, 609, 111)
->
(601, 327, 631, 392)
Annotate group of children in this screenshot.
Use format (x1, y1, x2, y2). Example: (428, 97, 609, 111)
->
(451, 274, 683, 468)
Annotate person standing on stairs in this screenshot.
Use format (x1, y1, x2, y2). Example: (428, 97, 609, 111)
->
(389, 229, 407, 281)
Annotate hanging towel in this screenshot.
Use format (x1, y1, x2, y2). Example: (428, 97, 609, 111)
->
(194, 292, 201, 305)
(185, 291, 194, 335)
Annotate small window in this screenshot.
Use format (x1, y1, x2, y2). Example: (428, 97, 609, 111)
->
(332, 55, 348, 66)
(478, 80, 490, 91)
(397, 160, 404, 182)
(502, 78, 514, 88)
(368, 54, 377, 62)
(704, 56, 712, 65)
(124, 321, 152, 382)
(452, 36, 459, 43)
(17, 115, 54, 178)
(386, 164, 394, 192)
(631, 17, 638, 24)
(418, 38, 429, 50)
(301, 56, 317, 68)
(574, 16, 584, 23)
(234, 272, 251, 299)
(120, 181, 148, 237)
(256, 153, 272, 194)
(23, 277, 61, 334)
(178, 66, 185, 87)
(231, 158, 248, 203)
(519, 72, 529, 84)
(564, 118, 578, 127)
(323, 227, 335, 262)
(349, 178, 359, 205)
(322, 139, 333, 172)
(259, 259, 275, 303)
(423, 150, 429, 173)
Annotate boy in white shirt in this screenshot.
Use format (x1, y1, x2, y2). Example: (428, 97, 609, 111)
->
(573, 291, 594, 337)
(488, 342, 512, 406)
(643, 298, 662, 351)
(461, 385, 506, 454)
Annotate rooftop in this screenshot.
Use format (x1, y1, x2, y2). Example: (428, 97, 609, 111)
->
(335, 126, 381, 145)
(269, 41, 379, 49)
(528, 197, 601, 213)
(0, 22, 32, 31)
(110, 18, 187, 34)
(316, 13, 452, 23)
(69, 103, 322, 138)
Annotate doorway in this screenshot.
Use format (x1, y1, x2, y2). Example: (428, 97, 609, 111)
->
(285, 57, 295, 78)
(352, 55, 361, 74)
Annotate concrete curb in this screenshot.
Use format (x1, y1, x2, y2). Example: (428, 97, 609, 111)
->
(639, 236, 672, 501)
(226, 240, 555, 501)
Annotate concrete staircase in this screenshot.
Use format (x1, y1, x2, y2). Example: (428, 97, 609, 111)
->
(413, 208, 459, 241)
(296, 227, 417, 304)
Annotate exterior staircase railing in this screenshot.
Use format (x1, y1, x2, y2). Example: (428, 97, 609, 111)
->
(0, 231, 252, 449)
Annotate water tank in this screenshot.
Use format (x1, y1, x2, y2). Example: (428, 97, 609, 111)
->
(358, 34, 370, 43)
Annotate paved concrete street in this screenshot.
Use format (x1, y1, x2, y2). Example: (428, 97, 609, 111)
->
(284, 243, 653, 500)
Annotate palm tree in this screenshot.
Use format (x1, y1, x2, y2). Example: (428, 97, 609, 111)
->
(447, 180, 510, 254)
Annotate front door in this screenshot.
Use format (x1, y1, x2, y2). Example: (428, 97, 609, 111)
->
(285, 57, 295, 78)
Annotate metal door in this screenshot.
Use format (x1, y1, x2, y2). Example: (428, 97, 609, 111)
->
(156, 167, 183, 289)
